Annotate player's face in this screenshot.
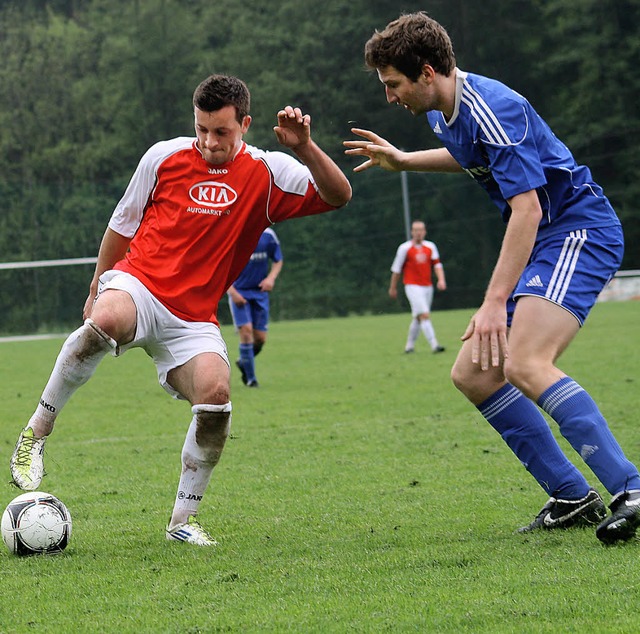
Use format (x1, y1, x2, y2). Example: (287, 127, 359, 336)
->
(195, 105, 251, 165)
(377, 66, 434, 116)
(411, 222, 426, 243)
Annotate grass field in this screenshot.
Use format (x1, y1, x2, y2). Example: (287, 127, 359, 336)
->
(0, 302, 639, 633)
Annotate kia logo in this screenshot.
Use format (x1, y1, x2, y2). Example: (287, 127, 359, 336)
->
(188, 181, 238, 208)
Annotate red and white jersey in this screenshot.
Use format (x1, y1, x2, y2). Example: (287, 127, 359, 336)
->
(109, 138, 336, 324)
(390, 240, 441, 287)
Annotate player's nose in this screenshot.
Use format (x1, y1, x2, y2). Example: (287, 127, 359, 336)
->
(385, 86, 397, 104)
(204, 134, 219, 149)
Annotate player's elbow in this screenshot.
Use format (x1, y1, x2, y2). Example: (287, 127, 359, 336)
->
(323, 182, 352, 208)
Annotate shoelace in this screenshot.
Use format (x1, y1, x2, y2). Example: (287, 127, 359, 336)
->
(15, 434, 39, 466)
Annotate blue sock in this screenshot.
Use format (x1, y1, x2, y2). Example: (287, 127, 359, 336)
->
(239, 343, 256, 383)
(538, 377, 640, 495)
(478, 384, 590, 498)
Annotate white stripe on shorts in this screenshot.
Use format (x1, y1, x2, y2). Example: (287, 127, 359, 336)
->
(546, 229, 587, 305)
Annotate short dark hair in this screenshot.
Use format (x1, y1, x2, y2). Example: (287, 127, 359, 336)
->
(364, 12, 456, 81)
(192, 74, 250, 123)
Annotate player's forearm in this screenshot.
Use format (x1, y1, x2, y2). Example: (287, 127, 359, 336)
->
(484, 193, 541, 304)
(266, 260, 283, 285)
(401, 148, 464, 173)
(292, 140, 352, 207)
(89, 228, 131, 292)
(261, 260, 283, 292)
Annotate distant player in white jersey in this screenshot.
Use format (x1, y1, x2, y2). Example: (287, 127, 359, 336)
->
(10, 74, 351, 546)
(345, 12, 640, 544)
(228, 227, 283, 387)
(389, 220, 446, 353)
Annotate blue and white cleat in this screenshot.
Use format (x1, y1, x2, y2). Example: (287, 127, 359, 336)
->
(166, 516, 217, 546)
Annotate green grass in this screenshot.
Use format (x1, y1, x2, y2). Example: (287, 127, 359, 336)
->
(0, 302, 639, 633)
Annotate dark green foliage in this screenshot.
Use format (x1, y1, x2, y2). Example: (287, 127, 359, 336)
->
(0, 0, 637, 333)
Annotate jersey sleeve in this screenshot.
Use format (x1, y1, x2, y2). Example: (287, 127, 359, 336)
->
(390, 242, 410, 274)
(260, 150, 337, 222)
(264, 228, 283, 263)
(426, 241, 441, 265)
(108, 138, 192, 238)
(478, 100, 547, 200)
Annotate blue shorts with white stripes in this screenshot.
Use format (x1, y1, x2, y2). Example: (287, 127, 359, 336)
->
(508, 225, 624, 326)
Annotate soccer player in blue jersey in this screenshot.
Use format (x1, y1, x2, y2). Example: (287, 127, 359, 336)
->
(228, 228, 283, 387)
(344, 11, 640, 544)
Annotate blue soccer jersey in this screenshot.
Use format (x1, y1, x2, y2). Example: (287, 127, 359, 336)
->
(232, 228, 282, 298)
(426, 70, 620, 236)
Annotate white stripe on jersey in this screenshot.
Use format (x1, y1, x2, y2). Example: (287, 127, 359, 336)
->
(263, 226, 281, 246)
(461, 83, 529, 147)
(546, 230, 587, 304)
(461, 83, 511, 145)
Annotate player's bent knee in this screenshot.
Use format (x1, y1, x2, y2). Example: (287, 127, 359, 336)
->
(85, 318, 117, 349)
(450, 360, 471, 394)
(503, 357, 537, 395)
(451, 361, 505, 405)
(199, 382, 231, 405)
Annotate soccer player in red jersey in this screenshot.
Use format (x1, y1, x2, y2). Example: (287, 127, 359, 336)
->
(389, 220, 447, 353)
(10, 74, 351, 546)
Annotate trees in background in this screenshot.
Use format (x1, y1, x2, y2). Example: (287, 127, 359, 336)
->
(0, 0, 637, 332)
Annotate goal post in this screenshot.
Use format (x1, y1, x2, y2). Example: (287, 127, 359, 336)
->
(0, 257, 98, 337)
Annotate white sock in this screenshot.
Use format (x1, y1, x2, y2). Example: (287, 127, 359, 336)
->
(406, 319, 420, 350)
(170, 402, 232, 527)
(420, 319, 440, 351)
(28, 320, 115, 438)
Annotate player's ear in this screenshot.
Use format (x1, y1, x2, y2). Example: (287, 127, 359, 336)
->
(241, 115, 252, 134)
(420, 64, 436, 83)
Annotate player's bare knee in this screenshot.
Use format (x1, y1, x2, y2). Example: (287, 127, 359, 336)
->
(199, 382, 230, 405)
(85, 319, 117, 350)
(503, 358, 537, 397)
(451, 361, 502, 404)
(450, 360, 470, 394)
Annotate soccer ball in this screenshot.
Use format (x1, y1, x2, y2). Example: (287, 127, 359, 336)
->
(1, 492, 72, 556)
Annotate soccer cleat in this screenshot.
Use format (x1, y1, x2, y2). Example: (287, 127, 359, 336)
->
(166, 516, 217, 546)
(433, 346, 446, 353)
(246, 379, 259, 388)
(10, 427, 46, 491)
(235, 359, 248, 385)
(404, 348, 415, 354)
(518, 488, 606, 533)
(596, 490, 640, 545)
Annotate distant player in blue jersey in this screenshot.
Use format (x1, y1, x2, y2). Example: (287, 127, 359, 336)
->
(228, 228, 283, 387)
(344, 11, 640, 544)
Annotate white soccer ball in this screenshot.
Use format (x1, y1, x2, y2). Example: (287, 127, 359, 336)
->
(1, 492, 72, 556)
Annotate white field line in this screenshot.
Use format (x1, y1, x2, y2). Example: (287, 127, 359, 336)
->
(0, 333, 69, 343)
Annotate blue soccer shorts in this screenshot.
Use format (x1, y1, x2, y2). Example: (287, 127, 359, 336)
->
(229, 293, 270, 331)
(508, 225, 624, 326)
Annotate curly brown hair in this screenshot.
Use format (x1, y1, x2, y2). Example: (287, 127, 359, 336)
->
(364, 12, 456, 81)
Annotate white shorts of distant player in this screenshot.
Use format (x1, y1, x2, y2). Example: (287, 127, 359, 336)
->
(98, 270, 229, 400)
(404, 284, 434, 317)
